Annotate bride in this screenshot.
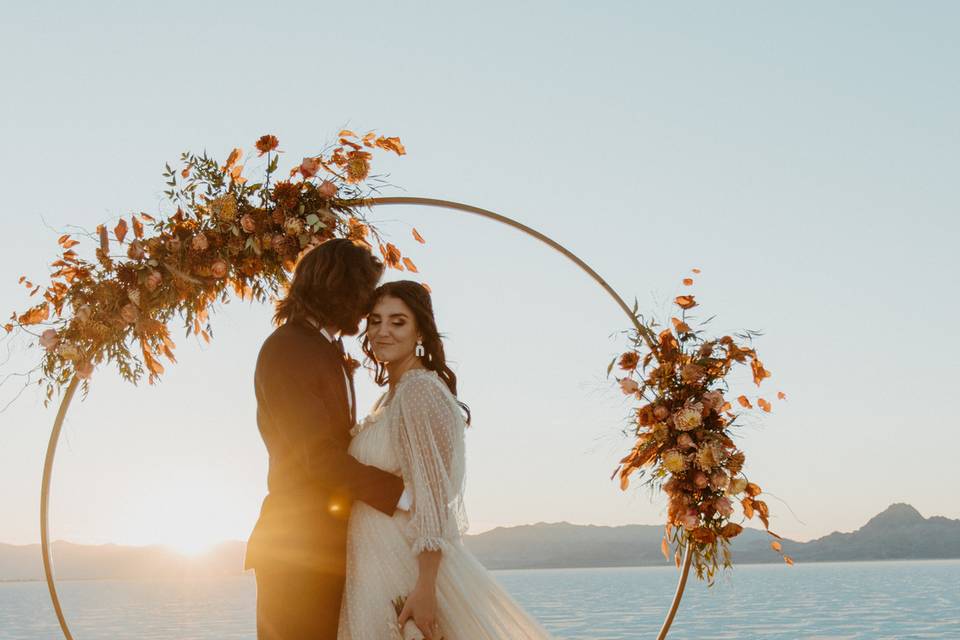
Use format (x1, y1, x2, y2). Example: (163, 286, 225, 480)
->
(337, 280, 553, 640)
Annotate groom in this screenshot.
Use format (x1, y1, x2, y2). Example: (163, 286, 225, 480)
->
(245, 238, 409, 639)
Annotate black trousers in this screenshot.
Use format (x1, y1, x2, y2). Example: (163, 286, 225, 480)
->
(254, 563, 345, 639)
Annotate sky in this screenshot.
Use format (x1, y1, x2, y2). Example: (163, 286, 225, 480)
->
(0, 1, 958, 554)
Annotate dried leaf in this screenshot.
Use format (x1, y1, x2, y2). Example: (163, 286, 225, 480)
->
(139, 212, 156, 222)
(745, 482, 762, 497)
(62, 239, 80, 249)
(98, 225, 109, 253)
(741, 496, 755, 519)
(784, 555, 794, 566)
(132, 217, 144, 240)
(692, 268, 701, 274)
(114, 219, 128, 244)
(412, 227, 426, 244)
(674, 295, 697, 310)
(57, 234, 70, 246)
(402, 257, 419, 273)
(770, 541, 782, 552)
(338, 129, 357, 138)
(737, 395, 753, 409)
(224, 147, 243, 173)
(682, 278, 694, 286)
(661, 536, 670, 560)
(777, 391, 787, 400)
(758, 397, 771, 412)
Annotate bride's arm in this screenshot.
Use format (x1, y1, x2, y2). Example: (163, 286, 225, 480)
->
(393, 374, 467, 553)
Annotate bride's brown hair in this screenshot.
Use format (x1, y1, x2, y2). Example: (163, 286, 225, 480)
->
(360, 280, 471, 426)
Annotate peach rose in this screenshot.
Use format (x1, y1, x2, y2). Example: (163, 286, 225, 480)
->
(653, 405, 669, 421)
(120, 303, 139, 324)
(300, 157, 321, 179)
(702, 390, 724, 411)
(678, 508, 699, 530)
(677, 433, 695, 450)
(318, 180, 338, 199)
(710, 470, 730, 490)
(692, 470, 709, 489)
(127, 241, 145, 260)
(714, 496, 734, 518)
(40, 329, 60, 352)
(211, 260, 228, 279)
(76, 361, 94, 380)
(619, 378, 639, 395)
(240, 214, 256, 234)
(192, 233, 209, 252)
(145, 270, 162, 292)
(75, 304, 92, 323)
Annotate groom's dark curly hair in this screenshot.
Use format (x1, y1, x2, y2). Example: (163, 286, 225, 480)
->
(273, 238, 384, 334)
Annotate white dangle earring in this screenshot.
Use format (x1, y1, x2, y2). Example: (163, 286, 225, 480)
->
(415, 338, 425, 358)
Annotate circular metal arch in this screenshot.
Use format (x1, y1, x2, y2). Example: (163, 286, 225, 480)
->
(40, 196, 692, 640)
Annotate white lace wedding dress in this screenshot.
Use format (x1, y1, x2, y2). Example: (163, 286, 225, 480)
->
(337, 368, 553, 639)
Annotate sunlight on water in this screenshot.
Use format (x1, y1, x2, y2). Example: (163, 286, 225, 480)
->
(1, 560, 957, 639)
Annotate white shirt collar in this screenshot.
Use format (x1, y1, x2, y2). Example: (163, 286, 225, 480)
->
(318, 326, 340, 343)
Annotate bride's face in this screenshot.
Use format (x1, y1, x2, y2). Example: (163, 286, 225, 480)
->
(366, 295, 420, 364)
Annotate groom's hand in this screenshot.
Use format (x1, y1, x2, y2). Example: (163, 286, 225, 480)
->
(397, 581, 440, 640)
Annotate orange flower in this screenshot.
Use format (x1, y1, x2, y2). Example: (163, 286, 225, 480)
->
(680, 363, 705, 384)
(674, 295, 697, 310)
(255, 134, 279, 156)
(618, 351, 640, 371)
(345, 150, 371, 183)
(636, 404, 655, 426)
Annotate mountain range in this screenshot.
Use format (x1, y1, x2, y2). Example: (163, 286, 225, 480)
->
(2, 503, 956, 581)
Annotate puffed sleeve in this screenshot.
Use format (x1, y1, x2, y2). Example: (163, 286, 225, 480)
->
(392, 372, 469, 554)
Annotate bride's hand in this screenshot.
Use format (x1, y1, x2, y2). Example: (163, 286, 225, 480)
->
(397, 580, 440, 640)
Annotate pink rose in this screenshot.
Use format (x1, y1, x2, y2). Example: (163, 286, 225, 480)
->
(318, 180, 337, 198)
(300, 157, 321, 179)
(76, 361, 94, 380)
(240, 214, 256, 234)
(714, 496, 734, 518)
(692, 470, 709, 489)
(619, 378, 639, 395)
(678, 508, 699, 530)
(40, 329, 59, 352)
(211, 260, 228, 279)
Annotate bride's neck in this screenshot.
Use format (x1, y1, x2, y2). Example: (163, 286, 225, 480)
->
(386, 355, 426, 391)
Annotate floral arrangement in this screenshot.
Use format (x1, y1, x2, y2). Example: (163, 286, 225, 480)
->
(610, 272, 791, 584)
(5, 131, 418, 404)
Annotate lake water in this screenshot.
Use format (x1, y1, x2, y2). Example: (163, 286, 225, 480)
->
(1, 560, 958, 639)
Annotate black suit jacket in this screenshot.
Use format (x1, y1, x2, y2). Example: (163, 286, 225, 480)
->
(244, 317, 404, 573)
